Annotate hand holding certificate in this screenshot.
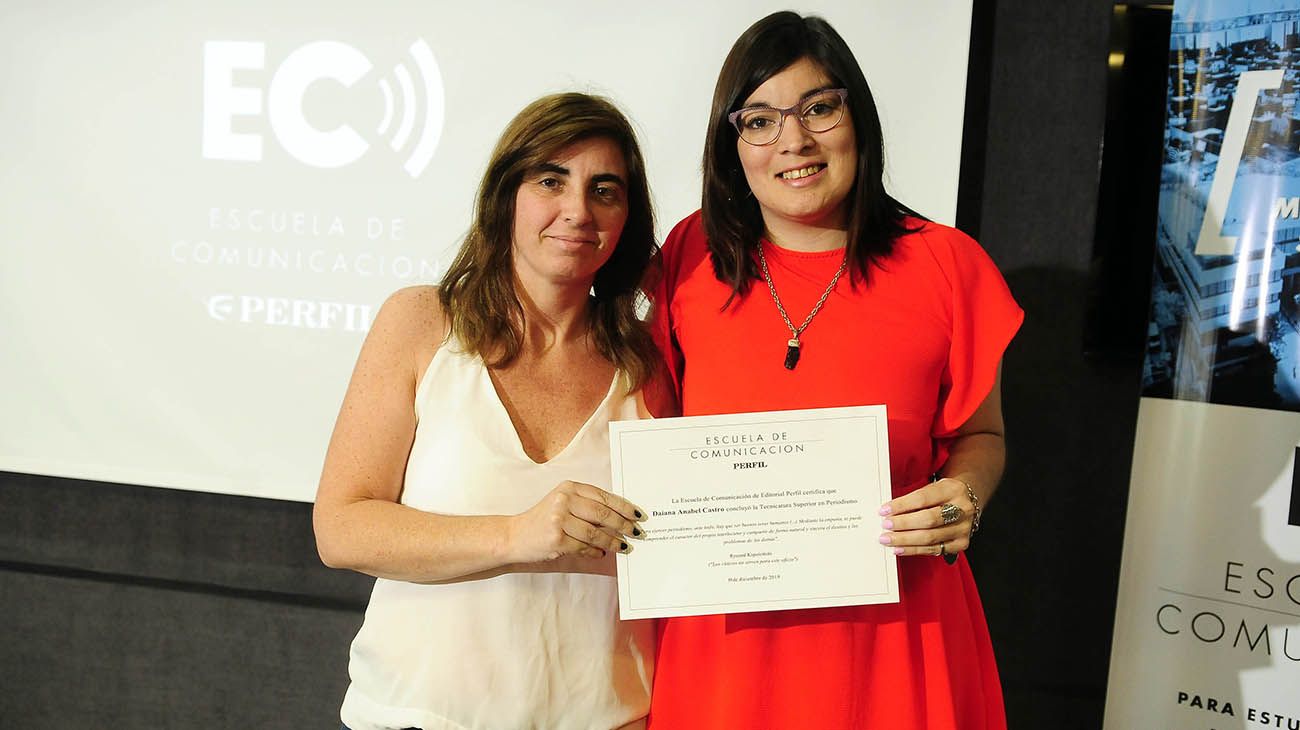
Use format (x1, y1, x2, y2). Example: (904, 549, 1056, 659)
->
(609, 405, 897, 619)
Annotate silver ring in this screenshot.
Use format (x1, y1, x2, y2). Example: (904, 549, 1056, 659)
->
(940, 502, 962, 525)
(937, 543, 946, 557)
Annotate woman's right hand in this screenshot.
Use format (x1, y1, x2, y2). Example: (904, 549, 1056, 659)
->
(507, 481, 645, 562)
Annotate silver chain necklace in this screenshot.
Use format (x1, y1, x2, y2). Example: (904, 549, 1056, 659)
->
(756, 244, 848, 370)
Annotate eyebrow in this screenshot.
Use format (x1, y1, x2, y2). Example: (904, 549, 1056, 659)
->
(534, 162, 626, 187)
(592, 172, 626, 187)
(741, 85, 837, 109)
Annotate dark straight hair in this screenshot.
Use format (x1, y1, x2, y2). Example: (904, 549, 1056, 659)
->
(438, 93, 659, 390)
(702, 11, 923, 295)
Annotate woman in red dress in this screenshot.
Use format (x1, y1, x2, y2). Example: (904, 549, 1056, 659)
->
(647, 12, 1022, 729)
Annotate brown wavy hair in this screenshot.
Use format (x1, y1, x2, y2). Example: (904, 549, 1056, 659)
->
(703, 11, 924, 296)
(438, 93, 659, 390)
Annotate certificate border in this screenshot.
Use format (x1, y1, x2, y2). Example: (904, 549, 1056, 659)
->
(612, 406, 896, 618)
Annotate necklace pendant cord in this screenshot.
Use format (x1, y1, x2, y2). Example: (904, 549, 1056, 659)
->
(757, 244, 848, 371)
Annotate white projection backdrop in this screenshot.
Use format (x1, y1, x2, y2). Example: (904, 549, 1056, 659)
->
(0, 1, 973, 501)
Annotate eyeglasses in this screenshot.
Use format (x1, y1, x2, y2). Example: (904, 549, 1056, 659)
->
(727, 88, 849, 146)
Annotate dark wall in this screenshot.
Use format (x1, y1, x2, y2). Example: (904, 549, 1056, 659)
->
(0, 474, 372, 727)
(968, 1, 1147, 728)
(0, 2, 1141, 727)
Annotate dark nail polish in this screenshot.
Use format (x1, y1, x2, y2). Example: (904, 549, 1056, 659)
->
(634, 510, 644, 520)
(632, 526, 643, 537)
(620, 542, 629, 551)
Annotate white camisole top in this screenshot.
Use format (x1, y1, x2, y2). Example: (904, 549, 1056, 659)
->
(339, 341, 654, 730)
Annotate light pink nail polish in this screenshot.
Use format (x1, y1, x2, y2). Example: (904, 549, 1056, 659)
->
(879, 505, 892, 516)
(893, 547, 905, 555)
(878, 535, 891, 545)
(881, 519, 893, 530)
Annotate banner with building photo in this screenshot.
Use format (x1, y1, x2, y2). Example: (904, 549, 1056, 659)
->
(1104, 1, 1300, 728)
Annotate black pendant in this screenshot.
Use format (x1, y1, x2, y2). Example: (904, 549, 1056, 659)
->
(784, 338, 801, 370)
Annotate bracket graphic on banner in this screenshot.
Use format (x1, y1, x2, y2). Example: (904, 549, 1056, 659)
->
(1195, 69, 1281, 256)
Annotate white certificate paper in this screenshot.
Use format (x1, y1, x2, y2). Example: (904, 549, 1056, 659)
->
(609, 405, 897, 619)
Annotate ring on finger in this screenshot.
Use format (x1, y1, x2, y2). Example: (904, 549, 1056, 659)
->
(940, 502, 962, 525)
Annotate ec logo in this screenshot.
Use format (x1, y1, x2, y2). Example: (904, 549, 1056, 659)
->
(202, 39, 444, 177)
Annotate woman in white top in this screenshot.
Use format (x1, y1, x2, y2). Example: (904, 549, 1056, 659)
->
(313, 93, 660, 730)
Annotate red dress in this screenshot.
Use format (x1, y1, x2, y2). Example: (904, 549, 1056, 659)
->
(646, 211, 1022, 729)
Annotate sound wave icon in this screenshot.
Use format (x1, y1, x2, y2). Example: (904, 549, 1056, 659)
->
(375, 39, 445, 178)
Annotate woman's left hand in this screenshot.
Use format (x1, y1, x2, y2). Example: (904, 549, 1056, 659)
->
(878, 477, 976, 560)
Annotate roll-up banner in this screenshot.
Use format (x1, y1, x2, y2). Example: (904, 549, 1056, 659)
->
(1104, 1, 1300, 727)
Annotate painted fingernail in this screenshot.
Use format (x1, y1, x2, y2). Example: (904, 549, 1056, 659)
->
(634, 510, 645, 520)
(893, 547, 905, 556)
(632, 526, 643, 537)
(879, 505, 893, 516)
(881, 519, 893, 530)
(619, 542, 630, 553)
(878, 534, 892, 545)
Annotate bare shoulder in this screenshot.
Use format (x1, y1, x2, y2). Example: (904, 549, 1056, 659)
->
(377, 285, 444, 331)
(372, 285, 448, 344)
(356, 286, 449, 386)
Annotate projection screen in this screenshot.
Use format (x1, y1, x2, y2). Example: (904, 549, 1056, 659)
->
(0, 1, 974, 501)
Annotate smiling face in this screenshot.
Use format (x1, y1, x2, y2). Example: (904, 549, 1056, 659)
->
(511, 136, 629, 292)
(735, 57, 858, 247)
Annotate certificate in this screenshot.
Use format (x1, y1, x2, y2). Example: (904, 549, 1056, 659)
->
(609, 405, 897, 620)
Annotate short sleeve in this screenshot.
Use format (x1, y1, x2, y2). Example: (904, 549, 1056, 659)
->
(923, 225, 1023, 438)
(641, 212, 702, 419)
